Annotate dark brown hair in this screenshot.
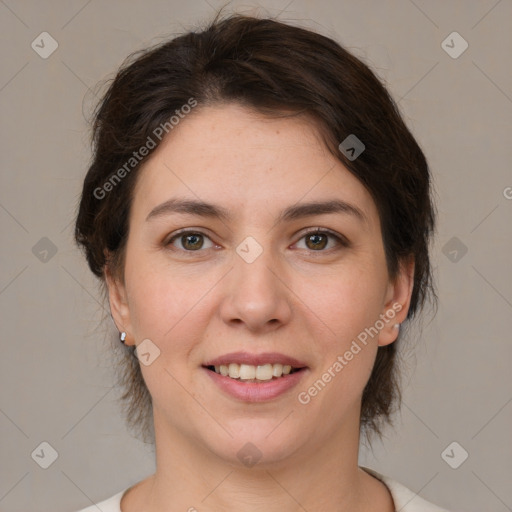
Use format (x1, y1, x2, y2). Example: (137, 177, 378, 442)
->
(74, 11, 436, 443)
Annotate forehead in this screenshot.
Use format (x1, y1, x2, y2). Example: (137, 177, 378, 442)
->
(130, 104, 380, 230)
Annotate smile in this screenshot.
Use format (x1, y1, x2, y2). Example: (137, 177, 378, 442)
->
(202, 352, 308, 402)
(207, 363, 301, 381)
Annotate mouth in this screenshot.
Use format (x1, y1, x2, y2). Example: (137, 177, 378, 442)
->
(201, 352, 309, 401)
(204, 363, 305, 382)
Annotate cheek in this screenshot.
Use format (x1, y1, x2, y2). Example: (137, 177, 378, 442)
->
(126, 264, 209, 408)
(295, 261, 386, 406)
(124, 249, 209, 340)
(303, 262, 387, 347)
(127, 273, 181, 339)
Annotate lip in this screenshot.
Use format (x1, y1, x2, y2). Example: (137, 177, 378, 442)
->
(203, 366, 308, 402)
(203, 351, 308, 368)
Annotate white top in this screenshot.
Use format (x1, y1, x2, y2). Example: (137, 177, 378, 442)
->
(74, 468, 449, 511)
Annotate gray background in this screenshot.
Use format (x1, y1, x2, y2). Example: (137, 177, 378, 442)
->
(1, 1, 511, 511)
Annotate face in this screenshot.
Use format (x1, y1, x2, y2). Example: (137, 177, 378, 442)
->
(107, 103, 413, 467)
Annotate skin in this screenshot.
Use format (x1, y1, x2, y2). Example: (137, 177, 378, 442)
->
(107, 103, 415, 512)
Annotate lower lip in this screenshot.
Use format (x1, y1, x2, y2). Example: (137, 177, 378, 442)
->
(203, 367, 307, 402)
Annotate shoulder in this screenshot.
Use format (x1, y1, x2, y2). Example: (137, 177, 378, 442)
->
(72, 488, 127, 512)
(362, 467, 451, 512)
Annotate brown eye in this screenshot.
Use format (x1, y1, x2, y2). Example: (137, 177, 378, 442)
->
(305, 232, 328, 250)
(295, 229, 348, 252)
(181, 233, 204, 250)
(167, 231, 214, 251)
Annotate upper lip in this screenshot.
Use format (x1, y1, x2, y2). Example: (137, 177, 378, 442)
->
(203, 351, 308, 368)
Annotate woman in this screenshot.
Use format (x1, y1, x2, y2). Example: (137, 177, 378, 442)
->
(73, 11, 447, 512)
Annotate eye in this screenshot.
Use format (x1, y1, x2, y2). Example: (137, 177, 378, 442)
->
(166, 230, 215, 252)
(165, 228, 348, 254)
(294, 228, 348, 252)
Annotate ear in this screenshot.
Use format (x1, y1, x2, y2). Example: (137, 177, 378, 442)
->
(377, 255, 415, 347)
(105, 263, 134, 346)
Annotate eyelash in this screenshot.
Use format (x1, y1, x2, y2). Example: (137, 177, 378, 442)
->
(165, 228, 349, 255)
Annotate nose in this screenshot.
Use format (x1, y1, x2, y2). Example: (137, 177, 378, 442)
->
(218, 244, 293, 333)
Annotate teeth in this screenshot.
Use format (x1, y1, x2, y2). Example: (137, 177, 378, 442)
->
(239, 364, 256, 380)
(228, 363, 240, 379)
(272, 363, 283, 377)
(214, 363, 299, 380)
(256, 364, 273, 381)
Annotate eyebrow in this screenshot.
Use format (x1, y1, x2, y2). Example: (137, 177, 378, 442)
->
(145, 197, 367, 225)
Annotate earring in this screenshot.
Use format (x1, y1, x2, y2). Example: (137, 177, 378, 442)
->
(120, 331, 127, 344)
(394, 323, 400, 329)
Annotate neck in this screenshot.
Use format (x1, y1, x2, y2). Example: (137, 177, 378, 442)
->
(127, 408, 391, 512)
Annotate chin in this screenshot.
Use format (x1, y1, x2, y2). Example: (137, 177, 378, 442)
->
(200, 419, 307, 469)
